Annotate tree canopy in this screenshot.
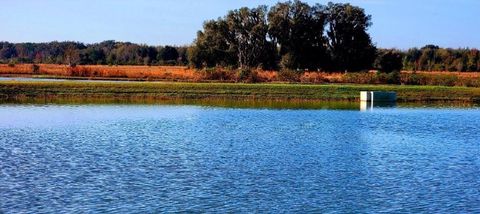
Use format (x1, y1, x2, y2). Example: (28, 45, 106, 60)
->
(325, 2, 376, 72)
(375, 49, 403, 73)
(268, 0, 328, 70)
(189, 1, 376, 72)
(0, 41, 187, 66)
(402, 45, 480, 72)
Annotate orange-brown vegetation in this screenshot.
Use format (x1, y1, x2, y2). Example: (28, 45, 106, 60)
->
(1, 64, 480, 87)
(0, 64, 201, 81)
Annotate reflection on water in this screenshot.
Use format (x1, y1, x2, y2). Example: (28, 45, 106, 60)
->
(1, 96, 479, 110)
(0, 97, 360, 110)
(0, 77, 68, 82)
(360, 101, 397, 111)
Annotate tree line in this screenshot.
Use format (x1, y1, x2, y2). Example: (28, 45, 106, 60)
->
(0, 41, 188, 66)
(401, 45, 480, 72)
(0, 0, 479, 72)
(188, 1, 376, 72)
(373, 46, 480, 73)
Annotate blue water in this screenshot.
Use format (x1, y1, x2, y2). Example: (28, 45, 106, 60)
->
(0, 105, 479, 213)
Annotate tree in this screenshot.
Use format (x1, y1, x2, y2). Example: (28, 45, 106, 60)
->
(418, 45, 439, 71)
(466, 49, 479, 71)
(176, 46, 189, 65)
(0, 41, 189, 66)
(325, 2, 376, 72)
(227, 6, 274, 69)
(159, 46, 179, 63)
(375, 49, 403, 73)
(188, 19, 237, 68)
(82, 47, 106, 64)
(404, 48, 421, 71)
(64, 45, 80, 66)
(268, 1, 328, 70)
(189, 6, 276, 69)
(0, 43, 16, 62)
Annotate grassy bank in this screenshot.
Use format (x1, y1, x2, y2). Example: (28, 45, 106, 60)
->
(1, 81, 480, 103)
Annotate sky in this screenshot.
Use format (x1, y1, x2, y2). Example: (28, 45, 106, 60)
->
(0, 0, 479, 49)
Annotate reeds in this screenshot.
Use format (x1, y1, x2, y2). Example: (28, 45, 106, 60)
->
(1, 64, 480, 87)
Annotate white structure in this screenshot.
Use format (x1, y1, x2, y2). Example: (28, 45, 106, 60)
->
(360, 91, 397, 111)
(360, 91, 397, 102)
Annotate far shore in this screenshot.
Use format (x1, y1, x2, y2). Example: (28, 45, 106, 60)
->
(1, 64, 480, 105)
(1, 80, 480, 105)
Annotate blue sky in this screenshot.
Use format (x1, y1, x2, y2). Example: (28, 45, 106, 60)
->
(1, 0, 478, 49)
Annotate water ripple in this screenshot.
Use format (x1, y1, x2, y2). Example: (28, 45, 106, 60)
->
(0, 105, 479, 213)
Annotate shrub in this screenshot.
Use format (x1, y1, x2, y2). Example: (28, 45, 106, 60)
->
(376, 71, 401, 84)
(203, 68, 235, 81)
(342, 72, 376, 84)
(278, 69, 301, 82)
(387, 71, 401, 84)
(68, 67, 93, 77)
(237, 69, 260, 83)
(375, 50, 403, 73)
(430, 74, 458, 86)
(255, 71, 276, 82)
(237, 69, 251, 81)
(247, 71, 260, 83)
(400, 73, 467, 86)
(401, 73, 426, 85)
(31, 64, 40, 74)
(300, 72, 328, 83)
(461, 77, 480, 87)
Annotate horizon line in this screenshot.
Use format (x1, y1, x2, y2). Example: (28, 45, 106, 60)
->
(1, 40, 479, 51)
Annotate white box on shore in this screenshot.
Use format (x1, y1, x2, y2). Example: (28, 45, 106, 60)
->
(360, 91, 396, 102)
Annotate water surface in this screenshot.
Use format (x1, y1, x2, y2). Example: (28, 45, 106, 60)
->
(0, 104, 479, 212)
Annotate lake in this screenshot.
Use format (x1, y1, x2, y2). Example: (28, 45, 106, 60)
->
(0, 103, 479, 212)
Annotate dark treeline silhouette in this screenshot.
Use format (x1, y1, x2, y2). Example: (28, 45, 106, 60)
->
(0, 40, 188, 66)
(0, 0, 479, 73)
(374, 46, 480, 73)
(188, 1, 376, 72)
(400, 45, 480, 72)
(188, 0, 480, 72)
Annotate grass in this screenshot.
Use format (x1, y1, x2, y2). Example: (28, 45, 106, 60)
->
(3, 64, 480, 86)
(1, 80, 480, 103)
(0, 64, 201, 81)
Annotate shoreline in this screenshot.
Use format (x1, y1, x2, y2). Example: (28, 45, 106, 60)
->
(1, 80, 480, 104)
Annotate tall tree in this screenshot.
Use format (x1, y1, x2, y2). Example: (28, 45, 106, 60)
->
(268, 0, 328, 70)
(159, 46, 179, 63)
(64, 45, 80, 66)
(418, 45, 439, 71)
(404, 48, 422, 71)
(188, 19, 237, 68)
(466, 49, 479, 71)
(326, 2, 376, 72)
(227, 6, 274, 69)
(375, 49, 403, 73)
